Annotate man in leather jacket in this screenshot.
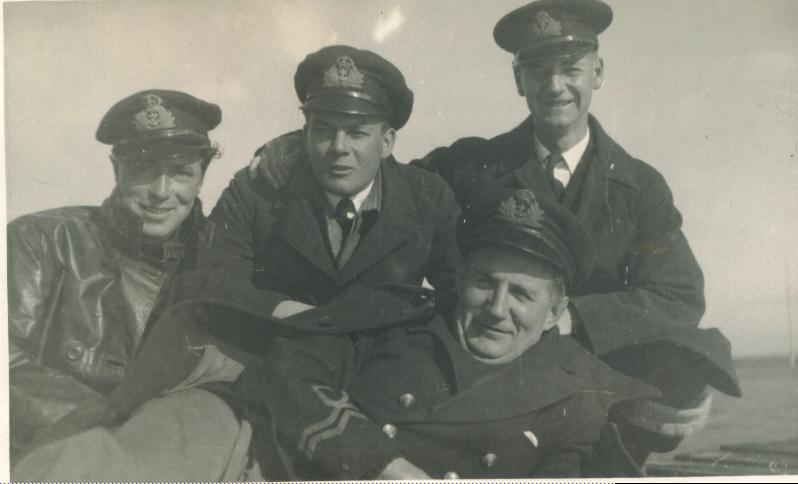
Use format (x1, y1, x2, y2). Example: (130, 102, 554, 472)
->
(8, 89, 252, 481)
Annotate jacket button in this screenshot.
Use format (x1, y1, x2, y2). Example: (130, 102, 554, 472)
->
(481, 452, 497, 468)
(398, 393, 416, 409)
(65, 344, 84, 361)
(318, 316, 334, 327)
(443, 471, 460, 479)
(381, 423, 397, 439)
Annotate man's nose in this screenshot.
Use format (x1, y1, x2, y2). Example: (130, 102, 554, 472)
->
(544, 72, 565, 92)
(486, 283, 510, 319)
(148, 174, 171, 200)
(332, 130, 351, 154)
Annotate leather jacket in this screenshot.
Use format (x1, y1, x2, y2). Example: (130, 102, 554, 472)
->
(7, 191, 214, 454)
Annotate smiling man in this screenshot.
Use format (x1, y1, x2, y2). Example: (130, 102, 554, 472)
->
(207, 45, 461, 322)
(7, 90, 259, 480)
(235, 188, 663, 479)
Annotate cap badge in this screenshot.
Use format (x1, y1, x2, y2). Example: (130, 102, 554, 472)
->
(497, 190, 545, 229)
(133, 93, 176, 131)
(531, 10, 562, 38)
(323, 56, 365, 89)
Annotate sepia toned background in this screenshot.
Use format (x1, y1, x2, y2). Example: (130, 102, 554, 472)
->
(5, 0, 797, 359)
(3, 0, 798, 478)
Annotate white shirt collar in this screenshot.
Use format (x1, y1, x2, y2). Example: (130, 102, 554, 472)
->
(533, 128, 591, 174)
(324, 179, 375, 213)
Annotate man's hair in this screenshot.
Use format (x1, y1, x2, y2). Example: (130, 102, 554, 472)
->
(111, 141, 221, 174)
(547, 275, 566, 305)
(199, 141, 222, 174)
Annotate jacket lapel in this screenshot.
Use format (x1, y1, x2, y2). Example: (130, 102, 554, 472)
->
(337, 158, 420, 285)
(274, 164, 338, 281)
(502, 117, 559, 200)
(570, 116, 640, 237)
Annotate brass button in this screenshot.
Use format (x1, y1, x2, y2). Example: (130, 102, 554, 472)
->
(65, 344, 84, 361)
(398, 393, 416, 409)
(443, 471, 460, 479)
(381, 423, 397, 439)
(318, 316, 334, 327)
(481, 452, 497, 468)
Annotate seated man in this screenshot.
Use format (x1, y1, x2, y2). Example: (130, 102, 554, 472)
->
(206, 44, 461, 320)
(9, 89, 252, 481)
(234, 188, 684, 479)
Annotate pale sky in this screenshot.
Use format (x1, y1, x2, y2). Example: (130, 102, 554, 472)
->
(3, 0, 798, 359)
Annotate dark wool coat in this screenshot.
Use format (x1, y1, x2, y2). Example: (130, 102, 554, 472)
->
(206, 155, 461, 319)
(237, 318, 661, 480)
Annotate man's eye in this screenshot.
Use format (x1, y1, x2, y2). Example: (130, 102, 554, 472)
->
(511, 287, 533, 301)
(176, 169, 194, 178)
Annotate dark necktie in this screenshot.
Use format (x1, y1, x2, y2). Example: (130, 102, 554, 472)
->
(334, 198, 357, 250)
(544, 152, 566, 201)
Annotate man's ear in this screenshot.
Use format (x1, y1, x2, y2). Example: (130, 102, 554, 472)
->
(301, 123, 311, 151)
(381, 126, 396, 159)
(543, 295, 569, 331)
(593, 56, 604, 89)
(513, 67, 525, 97)
(111, 158, 121, 183)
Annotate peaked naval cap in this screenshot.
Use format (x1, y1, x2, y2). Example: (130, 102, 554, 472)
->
(97, 89, 221, 162)
(457, 188, 596, 289)
(493, 0, 612, 66)
(295, 45, 414, 130)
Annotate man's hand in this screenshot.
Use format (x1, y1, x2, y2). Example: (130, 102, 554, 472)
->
(248, 130, 303, 189)
(615, 386, 713, 439)
(271, 300, 315, 319)
(377, 457, 431, 480)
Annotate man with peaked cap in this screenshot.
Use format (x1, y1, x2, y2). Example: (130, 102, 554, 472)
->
(232, 188, 665, 479)
(205, 45, 461, 322)
(8, 89, 257, 480)
(251, 0, 741, 473)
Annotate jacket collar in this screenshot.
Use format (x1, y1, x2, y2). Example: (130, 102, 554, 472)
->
(499, 114, 640, 192)
(274, 155, 420, 284)
(95, 189, 212, 265)
(410, 317, 658, 423)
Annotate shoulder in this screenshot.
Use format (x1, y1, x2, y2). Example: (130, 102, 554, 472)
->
(8, 206, 98, 236)
(557, 337, 660, 406)
(591, 117, 672, 194)
(590, 116, 665, 184)
(212, 165, 280, 221)
(390, 158, 450, 191)
(386, 158, 457, 207)
(7, 206, 101, 259)
(445, 127, 525, 166)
